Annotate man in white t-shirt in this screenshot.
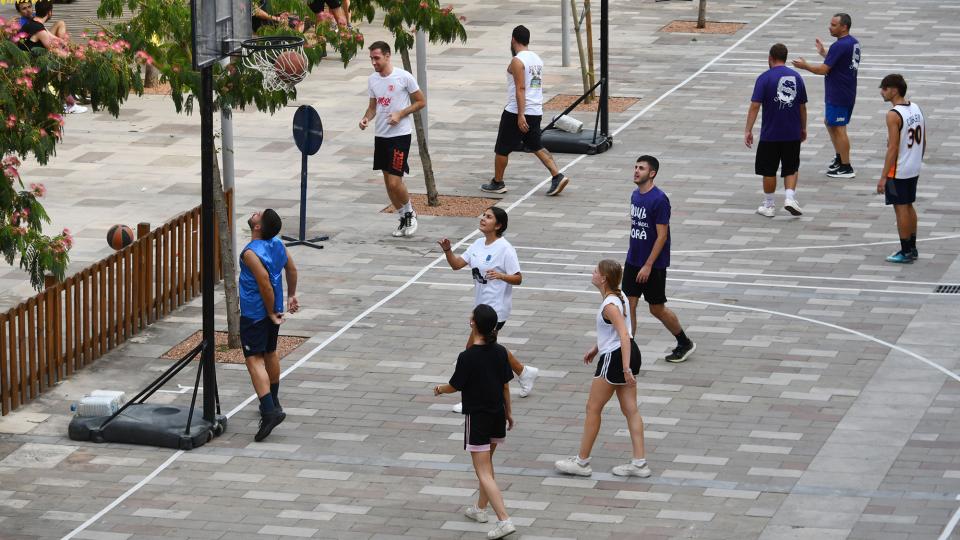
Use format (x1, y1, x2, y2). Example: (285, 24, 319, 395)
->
(482, 25, 569, 197)
(359, 41, 427, 238)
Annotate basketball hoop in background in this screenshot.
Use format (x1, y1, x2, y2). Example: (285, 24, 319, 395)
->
(242, 36, 308, 91)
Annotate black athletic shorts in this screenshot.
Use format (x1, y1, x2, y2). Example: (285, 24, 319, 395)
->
(495, 110, 543, 156)
(240, 316, 280, 358)
(594, 340, 641, 385)
(622, 264, 668, 305)
(308, 0, 341, 11)
(885, 176, 918, 206)
(464, 410, 506, 452)
(755, 140, 801, 177)
(373, 134, 411, 177)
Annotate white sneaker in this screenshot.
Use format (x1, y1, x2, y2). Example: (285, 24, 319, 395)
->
(756, 205, 775, 218)
(402, 212, 418, 236)
(391, 214, 406, 237)
(64, 104, 88, 114)
(517, 366, 539, 398)
(554, 456, 592, 476)
(464, 505, 489, 523)
(612, 462, 653, 478)
(487, 520, 516, 539)
(452, 402, 463, 413)
(784, 199, 803, 216)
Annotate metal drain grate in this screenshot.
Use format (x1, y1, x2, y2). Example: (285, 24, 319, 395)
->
(934, 284, 960, 294)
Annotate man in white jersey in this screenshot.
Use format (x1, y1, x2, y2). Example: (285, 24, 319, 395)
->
(481, 25, 570, 197)
(360, 41, 427, 237)
(877, 74, 925, 264)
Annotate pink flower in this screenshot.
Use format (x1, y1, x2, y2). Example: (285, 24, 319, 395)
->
(419, 1, 428, 7)
(39, 128, 47, 137)
(10, 210, 20, 223)
(2, 156, 20, 167)
(0, 61, 7, 69)
(51, 241, 65, 254)
(6, 114, 16, 128)
(134, 50, 154, 65)
(20, 208, 29, 219)
(30, 183, 46, 197)
(47, 113, 64, 127)
(3, 166, 17, 179)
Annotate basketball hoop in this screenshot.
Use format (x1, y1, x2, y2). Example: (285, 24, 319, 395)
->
(241, 36, 308, 92)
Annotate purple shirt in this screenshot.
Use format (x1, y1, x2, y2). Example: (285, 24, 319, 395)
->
(751, 65, 807, 142)
(626, 186, 670, 269)
(823, 35, 860, 107)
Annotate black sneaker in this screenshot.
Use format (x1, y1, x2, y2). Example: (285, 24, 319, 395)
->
(827, 155, 841, 172)
(481, 179, 508, 194)
(545, 174, 569, 196)
(254, 410, 286, 442)
(664, 341, 696, 363)
(827, 164, 855, 178)
(909, 248, 919, 261)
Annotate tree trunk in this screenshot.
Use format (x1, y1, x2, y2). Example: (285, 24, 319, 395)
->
(398, 48, 440, 207)
(570, 0, 592, 102)
(697, 0, 707, 29)
(144, 64, 160, 88)
(211, 154, 241, 348)
(584, 0, 596, 101)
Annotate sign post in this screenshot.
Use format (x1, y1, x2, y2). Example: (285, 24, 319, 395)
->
(283, 105, 328, 249)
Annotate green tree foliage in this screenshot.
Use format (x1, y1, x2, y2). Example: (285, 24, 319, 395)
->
(1, 19, 145, 289)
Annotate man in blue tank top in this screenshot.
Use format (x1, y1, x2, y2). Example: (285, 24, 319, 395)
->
(239, 209, 299, 442)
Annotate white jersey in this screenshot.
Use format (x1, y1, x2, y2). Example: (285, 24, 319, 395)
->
(367, 67, 420, 138)
(461, 237, 521, 322)
(505, 50, 544, 116)
(890, 102, 925, 179)
(596, 294, 632, 355)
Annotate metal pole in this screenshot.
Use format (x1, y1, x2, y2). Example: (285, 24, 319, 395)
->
(200, 65, 217, 424)
(415, 29, 428, 143)
(299, 152, 308, 242)
(561, 0, 570, 67)
(600, 0, 609, 136)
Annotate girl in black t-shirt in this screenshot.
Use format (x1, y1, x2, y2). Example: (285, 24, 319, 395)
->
(432, 304, 517, 539)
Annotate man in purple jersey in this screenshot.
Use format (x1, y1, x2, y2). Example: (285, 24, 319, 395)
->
(746, 43, 808, 218)
(622, 156, 695, 363)
(793, 13, 860, 179)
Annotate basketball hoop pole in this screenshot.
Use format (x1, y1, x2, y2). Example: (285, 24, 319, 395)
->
(200, 65, 219, 424)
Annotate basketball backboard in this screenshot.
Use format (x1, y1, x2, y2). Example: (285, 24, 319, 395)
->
(191, 0, 252, 70)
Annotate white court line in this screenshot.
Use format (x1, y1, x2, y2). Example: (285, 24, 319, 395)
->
(414, 281, 960, 383)
(60, 2, 805, 538)
(510, 270, 943, 296)
(513, 261, 949, 287)
(939, 495, 960, 540)
(514, 233, 960, 255)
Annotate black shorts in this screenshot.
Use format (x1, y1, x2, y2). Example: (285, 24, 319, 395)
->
(622, 264, 668, 305)
(594, 340, 641, 385)
(308, 0, 341, 11)
(240, 316, 280, 358)
(464, 410, 506, 452)
(755, 140, 801, 177)
(373, 134, 411, 177)
(495, 110, 543, 156)
(885, 176, 918, 206)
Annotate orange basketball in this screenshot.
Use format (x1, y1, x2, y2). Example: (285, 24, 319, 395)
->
(106, 224, 134, 250)
(274, 50, 307, 85)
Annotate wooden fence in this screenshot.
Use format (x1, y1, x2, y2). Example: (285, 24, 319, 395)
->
(0, 191, 232, 416)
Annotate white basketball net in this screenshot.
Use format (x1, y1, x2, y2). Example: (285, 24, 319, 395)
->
(242, 42, 308, 92)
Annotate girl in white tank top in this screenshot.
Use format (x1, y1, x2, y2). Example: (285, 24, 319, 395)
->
(554, 260, 652, 479)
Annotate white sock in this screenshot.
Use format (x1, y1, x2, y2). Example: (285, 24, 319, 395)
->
(785, 189, 796, 201)
(400, 201, 414, 215)
(576, 455, 590, 466)
(632, 458, 647, 467)
(498, 519, 513, 525)
(764, 194, 775, 207)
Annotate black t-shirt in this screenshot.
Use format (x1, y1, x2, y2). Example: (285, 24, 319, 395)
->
(448, 343, 513, 414)
(18, 20, 46, 51)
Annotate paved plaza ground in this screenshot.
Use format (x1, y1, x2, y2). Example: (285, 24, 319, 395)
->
(2, 0, 960, 538)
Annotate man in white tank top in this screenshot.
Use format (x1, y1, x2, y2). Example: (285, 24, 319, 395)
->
(878, 74, 925, 264)
(481, 25, 571, 197)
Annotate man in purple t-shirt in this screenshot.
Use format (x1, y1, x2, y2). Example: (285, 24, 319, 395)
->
(793, 13, 860, 179)
(745, 43, 808, 218)
(622, 155, 695, 363)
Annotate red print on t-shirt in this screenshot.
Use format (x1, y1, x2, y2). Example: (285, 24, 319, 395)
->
(377, 97, 392, 107)
(388, 84, 395, 92)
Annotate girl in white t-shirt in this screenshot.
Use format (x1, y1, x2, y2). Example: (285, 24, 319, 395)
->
(438, 206, 540, 411)
(554, 259, 652, 478)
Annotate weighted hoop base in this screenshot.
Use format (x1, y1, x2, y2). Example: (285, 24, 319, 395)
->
(540, 128, 613, 155)
(68, 404, 227, 451)
(282, 234, 328, 249)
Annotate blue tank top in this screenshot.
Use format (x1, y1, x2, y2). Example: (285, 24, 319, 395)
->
(239, 238, 288, 322)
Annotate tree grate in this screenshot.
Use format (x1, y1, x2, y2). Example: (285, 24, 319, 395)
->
(934, 285, 960, 294)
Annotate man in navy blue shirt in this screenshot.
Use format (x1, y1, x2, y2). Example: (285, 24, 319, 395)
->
(745, 43, 808, 218)
(793, 13, 860, 179)
(622, 156, 695, 363)
(239, 209, 299, 442)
